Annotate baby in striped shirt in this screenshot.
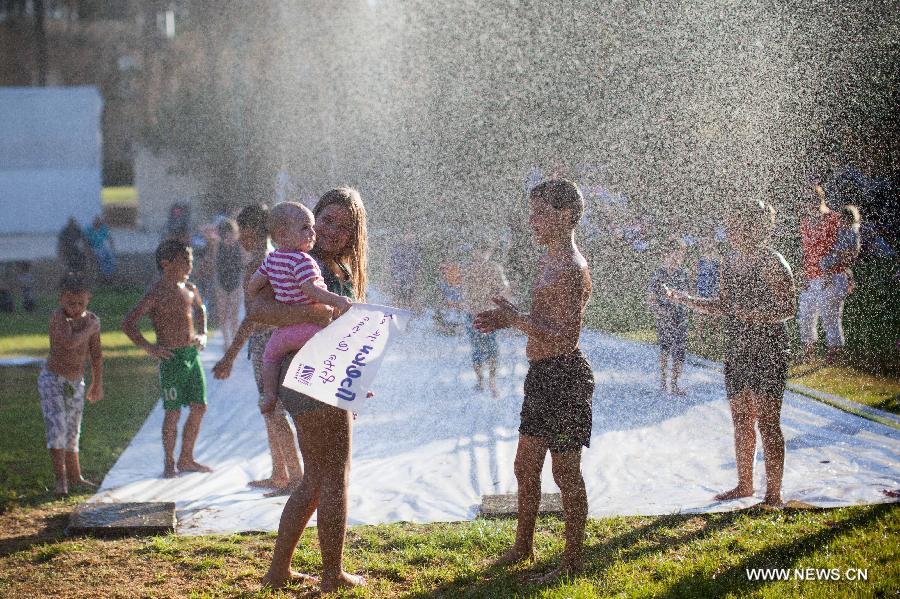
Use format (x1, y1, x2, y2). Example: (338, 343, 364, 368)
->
(247, 202, 353, 413)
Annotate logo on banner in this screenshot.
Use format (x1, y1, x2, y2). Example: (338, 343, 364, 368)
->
(292, 364, 316, 386)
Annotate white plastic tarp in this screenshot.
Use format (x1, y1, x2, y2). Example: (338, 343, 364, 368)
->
(91, 318, 900, 535)
(0, 86, 103, 234)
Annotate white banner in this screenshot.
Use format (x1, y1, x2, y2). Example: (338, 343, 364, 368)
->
(281, 303, 413, 413)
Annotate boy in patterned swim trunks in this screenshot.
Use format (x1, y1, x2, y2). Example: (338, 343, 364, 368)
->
(123, 239, 211, 478)
(475, 179, 595, 583)
(39, 273, 104, 495)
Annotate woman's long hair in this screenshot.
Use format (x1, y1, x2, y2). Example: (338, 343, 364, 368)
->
(314, 187, 368, 301)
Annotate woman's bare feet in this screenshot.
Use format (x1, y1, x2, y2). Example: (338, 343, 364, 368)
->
(177, 460, 213, 473)
(260, 568, 318, 590)
(320, 571, 366, 593)
(493, 545, 534, 566)
(714, 485, 754, 501)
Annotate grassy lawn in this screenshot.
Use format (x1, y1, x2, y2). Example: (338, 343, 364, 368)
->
(101, 186, 138, 206)
(1, 288, 897, 597)
(0, 289, 161, 510)
(0, 500, 897, 598)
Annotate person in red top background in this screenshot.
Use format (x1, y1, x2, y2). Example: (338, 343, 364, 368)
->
(797, 176, 841, 362)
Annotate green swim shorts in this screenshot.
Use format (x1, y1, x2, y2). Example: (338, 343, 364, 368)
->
(159, 346, 206, 411)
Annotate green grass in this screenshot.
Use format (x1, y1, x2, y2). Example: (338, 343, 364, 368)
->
(0, 289, 161, 510)
(1, 288, 898, 597)
(1, 505, 897, 597)
(101, 186, 138, 206)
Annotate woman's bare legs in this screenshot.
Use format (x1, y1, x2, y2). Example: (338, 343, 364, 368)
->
(716, 391, 756, 500)
(316, 406, 364, 592)
(262, 411, 323, 589)
(262, 407, 362, 591)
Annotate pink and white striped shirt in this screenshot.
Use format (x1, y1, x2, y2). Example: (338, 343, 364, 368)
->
(257, 249, 327, 305)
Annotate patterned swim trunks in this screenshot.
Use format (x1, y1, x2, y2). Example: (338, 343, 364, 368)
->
(248, 328, 286, 418)
(37, 367, 86, 450)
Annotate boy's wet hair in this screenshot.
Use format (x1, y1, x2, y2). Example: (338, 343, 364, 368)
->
(59, 272, 90, 295)
(155, 238, 191, 270)
(530, 179, 584, 226)
(217, 217, 238, 238)
(236, 203, 269, 236)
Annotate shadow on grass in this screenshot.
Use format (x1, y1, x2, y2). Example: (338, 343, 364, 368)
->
(402, 512, 740, 598)
(0, 509, 69, 558)
(659, 503, 897, 598)
(402, 505, 899, 598)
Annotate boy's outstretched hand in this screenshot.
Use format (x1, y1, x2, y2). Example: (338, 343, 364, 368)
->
(474, 296, 521, 333)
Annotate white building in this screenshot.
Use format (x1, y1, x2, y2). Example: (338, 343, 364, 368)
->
(0, 86, 103, 234)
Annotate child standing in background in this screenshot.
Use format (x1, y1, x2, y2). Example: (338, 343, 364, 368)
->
(215, 218, 243, 348)
(436, 260, 464, 335)
(695, 239, 721, 354)
(648, 238, 689, 396)
(40, 273, 103, 495)
(122, 239, 211, 478)
(461, 243, 510, 397)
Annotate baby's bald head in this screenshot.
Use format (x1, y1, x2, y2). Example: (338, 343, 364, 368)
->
(269, 202, 315, 249)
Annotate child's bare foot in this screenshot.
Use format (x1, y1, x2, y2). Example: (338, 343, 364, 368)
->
(260, 568, 318, 590)
(163, 465, 178, 479)
(492, 545, 534, 566)
(53, 481, 69, 496)
(670, 385, 686, 397)
(177, 460, 213, 473)
(68, 477, 97, 490)
(714, 485, 753, 501)
(320, 571, 366, 593)
(490, 381, 499, 398)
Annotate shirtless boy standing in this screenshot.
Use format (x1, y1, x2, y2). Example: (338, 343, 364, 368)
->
(475, 179, 595, 581)
(39, 273, 103, 495)
(122, 239, 212, 478)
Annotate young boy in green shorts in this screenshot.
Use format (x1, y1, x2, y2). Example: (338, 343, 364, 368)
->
(123, 239, 212, 478)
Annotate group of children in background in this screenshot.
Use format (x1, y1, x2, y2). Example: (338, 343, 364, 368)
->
(37, 200, 356, 492)
(33, 191, 865, 494)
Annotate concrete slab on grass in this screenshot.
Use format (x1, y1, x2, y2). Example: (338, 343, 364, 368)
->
(479, 493, 563, 518)
(67, 502, 176, 537)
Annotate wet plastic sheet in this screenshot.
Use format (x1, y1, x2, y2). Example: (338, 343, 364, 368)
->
(91, 320, 899, 535)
